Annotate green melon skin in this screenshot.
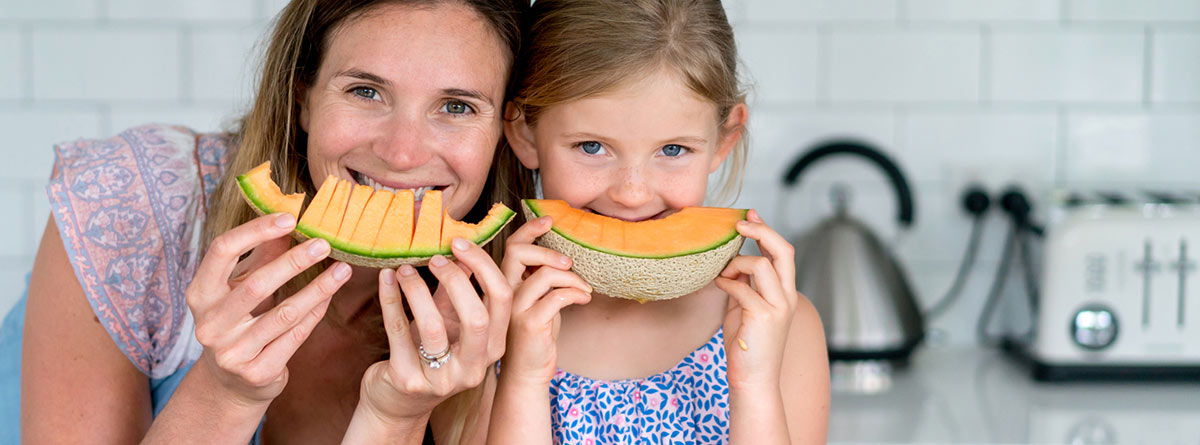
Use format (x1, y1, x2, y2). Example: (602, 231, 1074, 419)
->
(237, 173, 286, 215)
(521, 203, 744, 301)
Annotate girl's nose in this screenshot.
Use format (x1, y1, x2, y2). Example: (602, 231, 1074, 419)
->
(608, 166, 654, 209)
(373, 113, 434, 171)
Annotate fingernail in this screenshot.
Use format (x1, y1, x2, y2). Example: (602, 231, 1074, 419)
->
(431, 255, 449, 266)
(380, 268, 395, 286)
(332, 262, 351, 280)
(540, 216, 552, 225)
(308, 238, 329, 257)
(559, 255, 571, 266)
(398, 265, 416, 276)
(452, 237, 469, 252)
(275, 213, 296, 228)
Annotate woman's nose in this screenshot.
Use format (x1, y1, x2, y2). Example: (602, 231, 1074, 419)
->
(372, 113, 434, 171)
(608, 166, 653, 209)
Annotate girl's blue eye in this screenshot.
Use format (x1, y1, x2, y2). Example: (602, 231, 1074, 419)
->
(352, 87, 379, 100)
(661, 144, 685, 157)
(579, 141, 604, 155)
(443, 100, 473, 115)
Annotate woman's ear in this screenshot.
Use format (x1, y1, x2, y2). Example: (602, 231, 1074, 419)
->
(504, 102, 540, 170)
(710, 103, 748, 174)
(297, 84, 311, 132)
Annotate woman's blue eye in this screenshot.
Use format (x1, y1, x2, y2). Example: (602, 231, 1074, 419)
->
(579, 141, 603, 155)
(443, 100, 472, 115)
(661, 144, 685, 157)
(352, 87, 379, 100)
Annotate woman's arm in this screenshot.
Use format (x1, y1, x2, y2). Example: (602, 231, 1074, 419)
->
(22, 217, 152, 442)
(779, 297, 830, 445)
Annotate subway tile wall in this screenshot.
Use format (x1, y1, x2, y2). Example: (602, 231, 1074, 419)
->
(1, 0, 1198, 345)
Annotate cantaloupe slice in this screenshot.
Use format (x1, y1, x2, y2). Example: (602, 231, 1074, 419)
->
(522, 199, 747, 301)
(237, 161, 515, 267)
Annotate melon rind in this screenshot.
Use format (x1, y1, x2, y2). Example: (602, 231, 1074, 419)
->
(522, 203, 744, 301)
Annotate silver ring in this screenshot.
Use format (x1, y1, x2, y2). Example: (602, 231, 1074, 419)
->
(418, 344, 451, 369)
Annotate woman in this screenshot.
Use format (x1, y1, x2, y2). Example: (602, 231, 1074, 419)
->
(19, 0, 537, 442)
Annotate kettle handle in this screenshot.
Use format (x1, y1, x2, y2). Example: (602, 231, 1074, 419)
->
(781, 139, 915, 228)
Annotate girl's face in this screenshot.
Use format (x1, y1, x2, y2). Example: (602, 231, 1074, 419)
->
(300, 3, 509, 220)
(508, 69, 747, 221)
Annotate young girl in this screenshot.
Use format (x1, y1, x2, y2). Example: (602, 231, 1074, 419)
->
(489, 0, 830, 443)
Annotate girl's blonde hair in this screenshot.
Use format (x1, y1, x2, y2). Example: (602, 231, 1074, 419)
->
(510, 0, 748, 204)
(201, 0, 532, 442)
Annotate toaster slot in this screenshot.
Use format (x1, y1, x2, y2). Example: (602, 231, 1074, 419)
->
(1134, 240, 1161, 329)
(1172, 239, 1195, 328)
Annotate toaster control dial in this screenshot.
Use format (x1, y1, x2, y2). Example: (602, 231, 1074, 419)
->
(1071, 305, 1118, 350)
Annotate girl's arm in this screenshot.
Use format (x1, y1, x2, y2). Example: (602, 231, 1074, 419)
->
(780, 297, 830, 445)
(23, 217, 152, 442)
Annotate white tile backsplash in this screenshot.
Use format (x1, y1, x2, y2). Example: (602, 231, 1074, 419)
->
(0, 186, 28, 257)
(107, 0, 256, 22)
(1152, 31, 1200, 103)
(907, 0, 1060, 22)
(745, 0, 897, 22)
(829, 30, 981, 102)
(990, 29, 1144, 102)
(0, 29, 21, 100)
(3, 2, 1198, 346)
(0, 108, 104, 180)
(1064, 111, 1200, 185)
(739, 28, 820, 104)
(31, 27, 181, 102)
(1067, 0, 1200, 22)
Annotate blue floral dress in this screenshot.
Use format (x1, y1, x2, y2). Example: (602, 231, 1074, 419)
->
(550, 328, 730, 444)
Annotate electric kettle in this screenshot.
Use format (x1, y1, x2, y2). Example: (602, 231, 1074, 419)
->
(781, 140, 924, 363)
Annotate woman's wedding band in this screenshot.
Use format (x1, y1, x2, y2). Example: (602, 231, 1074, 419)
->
(418, 344, 451, 369)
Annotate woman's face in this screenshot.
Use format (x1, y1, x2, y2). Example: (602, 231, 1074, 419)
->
(300, 3, 509, 220)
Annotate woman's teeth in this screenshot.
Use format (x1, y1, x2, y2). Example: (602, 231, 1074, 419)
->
(353, 172, 436, 201)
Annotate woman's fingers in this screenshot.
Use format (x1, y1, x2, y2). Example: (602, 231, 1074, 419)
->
(720, 255, 787, 309)
(218, 238, 331, 326)
(193, 213, 298, 298)
(513, 267, 592, 313)
(449, 238, 514, 357)
(396, 265, 450, 360)
(427, 255, 488, 367)
(378, 268, 420, 372)
(227, 235, 292, 286)
(240, 261, 350, 353)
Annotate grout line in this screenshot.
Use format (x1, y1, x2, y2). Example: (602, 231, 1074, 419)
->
(1143, 25, 1154, 107)
(97, 0, 109, 24)
(99, 102, 112, 137)
(896, 0, 909, 25)
(181, 26, 193, 105)
(21, 25, 33, 106)
(1059, 0, 1070, 25)
(817, 25, 831, 105)
(979, 24, 991, 106)
(1054, 106, 1068, 188)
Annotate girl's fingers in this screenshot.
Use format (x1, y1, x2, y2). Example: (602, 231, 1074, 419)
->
(378, 268, 420, 373)
(427, 255, 488, 367)
(221, 238, 332, 326)
(241, 261, 351, 355)
(501, 244, 572, 286)
(524, 287, 591, 326)
(736, 213, 797, 296)
(720, 255, 787, 309)
(450, 239, 515, 354)
(396, 265, 450, 360)
(192, 213, 297, 304)
(714, 276, 769, 314)
(513, 267, 592, 313)
(501, 217, 557, 282)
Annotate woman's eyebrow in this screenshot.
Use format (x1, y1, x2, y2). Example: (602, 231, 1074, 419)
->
(336, 69, 391, 86)
(443, 88, 493, 104)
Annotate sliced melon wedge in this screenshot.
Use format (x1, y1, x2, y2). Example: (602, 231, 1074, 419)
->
(522, 199, 747, 301)
(236, 161, 515, 267)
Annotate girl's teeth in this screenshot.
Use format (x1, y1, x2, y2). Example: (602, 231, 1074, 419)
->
(353, 172, 434, 200)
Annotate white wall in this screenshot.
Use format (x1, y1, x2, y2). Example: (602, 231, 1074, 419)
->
(1, 0, 1198, 345)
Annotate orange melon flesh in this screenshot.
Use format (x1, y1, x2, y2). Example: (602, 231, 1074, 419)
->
(336, 184, 375, 241)
(297, 175, 337, 236)
(319, 179, 352, 237)
(373, 190, 415, 257)
(409, 190, 443, 256)
(350, 190, 393, 251)
(440, 204, 517, 250)
(523, 199, 747, 259)
(236, 161, 304, 219)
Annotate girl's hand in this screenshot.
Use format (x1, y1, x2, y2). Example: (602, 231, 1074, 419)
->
(499, 217, 589, 386)
(715, 209, 799, 390)
(185, 213, 349, 406)
(355, 238, 513, 426)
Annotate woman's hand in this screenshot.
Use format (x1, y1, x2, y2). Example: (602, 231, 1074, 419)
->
(352, 238, 513, 434)
(499, 216, 590, 386)
(715, 209, 799, 390)
(185, 212, 350, 407)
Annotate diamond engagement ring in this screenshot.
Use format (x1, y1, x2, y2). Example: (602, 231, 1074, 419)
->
(418, 344, 451, 369)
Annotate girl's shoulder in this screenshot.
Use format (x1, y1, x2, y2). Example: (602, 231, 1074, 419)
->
(46, 123, 236, 378)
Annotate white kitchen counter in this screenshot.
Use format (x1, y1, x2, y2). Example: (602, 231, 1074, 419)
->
(827, 346, 1200, 444)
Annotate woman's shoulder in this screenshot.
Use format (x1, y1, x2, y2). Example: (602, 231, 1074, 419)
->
(46, 123, 235, 378)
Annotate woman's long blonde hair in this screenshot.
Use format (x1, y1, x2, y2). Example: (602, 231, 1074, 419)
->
(200, 0, 533, 442)
(510, 0, 748, 205)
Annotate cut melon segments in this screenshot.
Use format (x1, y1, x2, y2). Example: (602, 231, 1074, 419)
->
(522, 199, 746, 259)
(236, 161, 304, 219)
(235, 161, 514, 267)
(521, 199, 747, 301)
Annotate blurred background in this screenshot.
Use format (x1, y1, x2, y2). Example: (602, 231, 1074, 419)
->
(2, 1, 1198, 443)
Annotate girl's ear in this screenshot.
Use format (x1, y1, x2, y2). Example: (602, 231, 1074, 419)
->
(504, 102, 540, 170)
(710, 103, 748, 174)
